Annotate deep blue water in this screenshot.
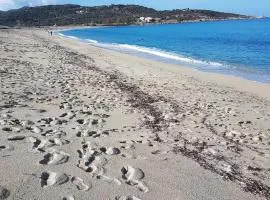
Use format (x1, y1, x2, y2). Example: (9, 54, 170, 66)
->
(60, 19, 270, 83)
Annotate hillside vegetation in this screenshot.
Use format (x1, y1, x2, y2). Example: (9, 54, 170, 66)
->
(0, 4, 251, 27)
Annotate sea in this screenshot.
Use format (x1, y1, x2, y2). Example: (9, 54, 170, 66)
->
(59, 18, 270, 83)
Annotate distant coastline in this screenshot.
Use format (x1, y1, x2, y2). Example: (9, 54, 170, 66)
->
(48, 17, 260, 31)
(0, 4, 254, 27)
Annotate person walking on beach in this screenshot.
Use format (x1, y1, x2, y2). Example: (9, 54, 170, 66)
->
(48, 30, 53, 36)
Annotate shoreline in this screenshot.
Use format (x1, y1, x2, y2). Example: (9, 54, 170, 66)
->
(55, 29, 270, 100)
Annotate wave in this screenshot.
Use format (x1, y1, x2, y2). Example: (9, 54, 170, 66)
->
(57, 32, 225, 69)
(86, 39, 98, 44)
(57, 32, 80, 40)
(66, 35, 80, 40)
(117, 44, 224, 67)
(58, 33, 65, 37)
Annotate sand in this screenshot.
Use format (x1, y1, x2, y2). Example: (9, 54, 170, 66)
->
(0, 28, 270, 200)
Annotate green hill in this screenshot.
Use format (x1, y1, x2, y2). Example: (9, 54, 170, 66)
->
(0, 4, 252, 27)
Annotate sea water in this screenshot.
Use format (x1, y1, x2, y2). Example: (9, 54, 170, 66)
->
(60, 19, 270, 83)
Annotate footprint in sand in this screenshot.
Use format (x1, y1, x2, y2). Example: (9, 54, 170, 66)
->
(53, 138, 70, 146)
(115, 196, 141, 200)
(79, 130, 97, 137)
(100, 147, 121, 155)
(31, 126, 42, 134)
(71, 176, 90, 191)
(40, 171, 69, 188)
(28, 137, 52, 153)
(62, 195, 75, 200)
(0, 145, 14, 151)
(7, 135, 25, 141)
(28, 137, 43, 153)
(0, 185, 10, 199)
(39, 150, 69, 165)
(2, 127, 12, 132)
(121, 166, 145, 181)
(121, 165, 149, 193)
(76, 142, 108, 175)
(60, 112, 75, 120)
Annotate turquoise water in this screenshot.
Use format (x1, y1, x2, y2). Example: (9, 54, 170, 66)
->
(60, 19, 270, 83)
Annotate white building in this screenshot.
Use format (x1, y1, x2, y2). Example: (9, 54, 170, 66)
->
(139, 17, 145, 21)
(145, 17, 153, 23)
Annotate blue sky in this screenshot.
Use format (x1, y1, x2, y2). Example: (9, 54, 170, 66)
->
(0, 0, 269, 17)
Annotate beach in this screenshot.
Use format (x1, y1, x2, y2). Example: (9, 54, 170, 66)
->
(0, 28, 270, 200)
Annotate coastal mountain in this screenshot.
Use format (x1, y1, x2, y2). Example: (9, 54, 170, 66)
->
(0, 4, 252, 27)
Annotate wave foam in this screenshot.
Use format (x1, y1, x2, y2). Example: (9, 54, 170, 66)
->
(58, 33, 224, 68)
(58, 33, 65, 37)
(66, 35, 80, 40)
(57, 33, 80, 40)
(86, 39, 98, 44)
(118, 44, 223, 67)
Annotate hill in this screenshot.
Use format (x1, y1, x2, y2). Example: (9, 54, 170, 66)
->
(0, 4, 252, 27)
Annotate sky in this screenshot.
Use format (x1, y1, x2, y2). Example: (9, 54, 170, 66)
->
(0, 0, 269, 17)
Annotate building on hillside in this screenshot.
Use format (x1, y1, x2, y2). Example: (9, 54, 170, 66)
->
(139, 17, 154, 23)
(145, 17, 153, 23)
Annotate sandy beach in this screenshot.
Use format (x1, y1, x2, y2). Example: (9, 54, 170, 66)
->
(1, 28, 270, 200)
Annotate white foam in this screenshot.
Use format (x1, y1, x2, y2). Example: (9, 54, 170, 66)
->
(66, 35, 80, 40)
(57, 32, 224, 68)
(58, 32, 80, 40)
(86, 39, 98, 44)
(117, 44, 223, 67)
(58, 33, 65, 37)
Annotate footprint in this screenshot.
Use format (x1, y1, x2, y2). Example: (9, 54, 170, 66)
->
(66, 112, 76, 119)
(136, 181, 149, 193)
(2, 127, 12, 132)
(121, 166, 148, 193)
(71, 176, 90, 191)
(60, 112, 75, 119)
(28, 137, 53, 153)
(0, 185, 10, 199)
(100, 147, 121, 155)
(7, 135, 25, 141)
(76, 142, 107, 175)
(98, 175, 122, 185)
(0, 145, 14, 151)
(21, 120, 34, 127)
(81, 130, 97, 137)
(62, 195, 75, 200)
(28, 137, 43, 153)
(31, 126, 42, 134)
(76, 119, 85, 125)
(39, 150, 69, 165)
(115, 196, 141, 200)
(53, 138, 70, 146)
(121, 166, 145, 181)
(60, 113, 68, 117)
(40, 171, 69, 188)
